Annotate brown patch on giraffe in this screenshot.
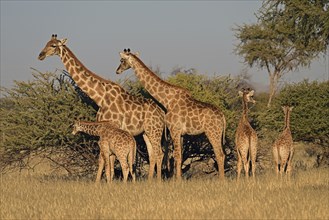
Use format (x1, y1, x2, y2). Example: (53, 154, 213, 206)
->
(72, 74, 79, 82)
(80, 73, 88, 81)
(69, 59, 75, 67)
(94, 96, 102, 104)
(87, 79, 96, 89)
(110, 104, 119, 113)
(63, 56, 68, 64)
(89, 89, 96, 97)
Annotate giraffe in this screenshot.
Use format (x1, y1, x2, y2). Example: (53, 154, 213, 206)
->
(235, 88, 258, 180)
(116, 49, 226, 180)
(38, 34, 165, 182)
(72, 121, 136, 183)
(272, 106, 294, 177)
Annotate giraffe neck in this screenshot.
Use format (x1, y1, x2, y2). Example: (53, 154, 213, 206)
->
(59, 46, 124, 107)
(242, 97, 249, 120)
(284, 109, 291, 130)
(129, 54, 187, 110)
(78, 122, 104, 136)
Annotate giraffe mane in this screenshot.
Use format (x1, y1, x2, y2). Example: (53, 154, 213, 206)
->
(129, 53, 191, 95)
(63, 46, 126, 92)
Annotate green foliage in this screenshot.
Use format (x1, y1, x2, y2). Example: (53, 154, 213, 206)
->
(276, 80, 329, 143)
(263, 0, 329, 56)
(234, 0, 329, 106)
(256, 80, 329, 144)
(0, 70, 97, 173)
(1, 68, 327, 178)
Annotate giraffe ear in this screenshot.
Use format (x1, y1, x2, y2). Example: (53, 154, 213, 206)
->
(60, 38, 68, 46)
(134, 52, 140, 57)
(249, 90, 254, 96)
(238, 91, 243, 97)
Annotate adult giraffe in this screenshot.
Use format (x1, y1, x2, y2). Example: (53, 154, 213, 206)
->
(116, 49, 226, 180)
(38, 35, 165, 182)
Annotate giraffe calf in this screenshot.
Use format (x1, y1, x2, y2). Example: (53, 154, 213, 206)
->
(235, 88, 258, 180)
(72, 121, 136, 183)
(272, 106, 294, 177)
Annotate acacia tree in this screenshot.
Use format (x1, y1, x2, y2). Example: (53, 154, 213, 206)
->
(0, 70, 97, 175)
(234, 0, 329, 107)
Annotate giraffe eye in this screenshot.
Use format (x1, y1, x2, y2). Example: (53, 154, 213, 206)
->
(51, 44, 57, 48)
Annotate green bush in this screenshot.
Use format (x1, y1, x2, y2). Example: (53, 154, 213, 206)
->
(256, 80, 329, 144)
(0, 70, 97, 174)
(1, 69, 327, 177)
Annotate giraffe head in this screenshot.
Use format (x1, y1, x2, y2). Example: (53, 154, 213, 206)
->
(238, 88, 256, 104)
(282, 106, 293, 113)
(72, 121, 82, 135)
(38, 34, 67, 60)
(116, 48, 139, 74)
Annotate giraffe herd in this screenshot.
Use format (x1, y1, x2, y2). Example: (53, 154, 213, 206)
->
(38, 34, 294, 183)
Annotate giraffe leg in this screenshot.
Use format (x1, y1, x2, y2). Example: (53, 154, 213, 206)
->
(280, 153, 288, 177)
(109, 154, 116, 182)
(273, 146, 279, 176)
(143, 134, 155, 181)
(156, 148, 164, 181)
(243, 157, 250, 179)
(95, 152, 105, 183)
(286, 149, 294, 179)
(239, 146, 248, 178)
(152, 134, 164, 181)
(128, 142, 136, 182)
(207, 131, 225, 179)
(144, 110, 164, 181)
(250, 137, 257, 179)
(100, 142, 111, 184)
(118, 156, 129, 183)
(237, 147, 242, 181)
(171, 132, 183, 180)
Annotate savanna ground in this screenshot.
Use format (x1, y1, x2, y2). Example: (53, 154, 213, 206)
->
(1, 168, 328, 219)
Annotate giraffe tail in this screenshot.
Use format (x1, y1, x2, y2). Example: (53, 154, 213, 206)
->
(248, 137, 252, 164)
(132, 140, 137, 172)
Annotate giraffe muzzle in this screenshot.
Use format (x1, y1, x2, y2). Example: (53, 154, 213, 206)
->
(38, 52, 46, 60)
(116, 69, 123, 74)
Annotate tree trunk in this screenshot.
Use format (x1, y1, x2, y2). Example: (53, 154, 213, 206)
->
(267, 72, 279, 108)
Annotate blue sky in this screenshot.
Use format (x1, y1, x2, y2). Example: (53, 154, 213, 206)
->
(1, 1, 328, 90)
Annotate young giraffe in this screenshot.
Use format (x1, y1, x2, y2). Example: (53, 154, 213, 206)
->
(235, 88, 258, 179)
(72, 121, 136, 183)
(272, 106, 294, 177)
(38, 35, 165, 182)
(116, 49, 226, 180)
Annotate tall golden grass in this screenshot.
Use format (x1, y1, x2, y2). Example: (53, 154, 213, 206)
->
(1, 169, 328, 219)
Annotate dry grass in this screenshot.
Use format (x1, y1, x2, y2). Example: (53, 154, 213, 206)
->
(1, 169, 328, 219)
